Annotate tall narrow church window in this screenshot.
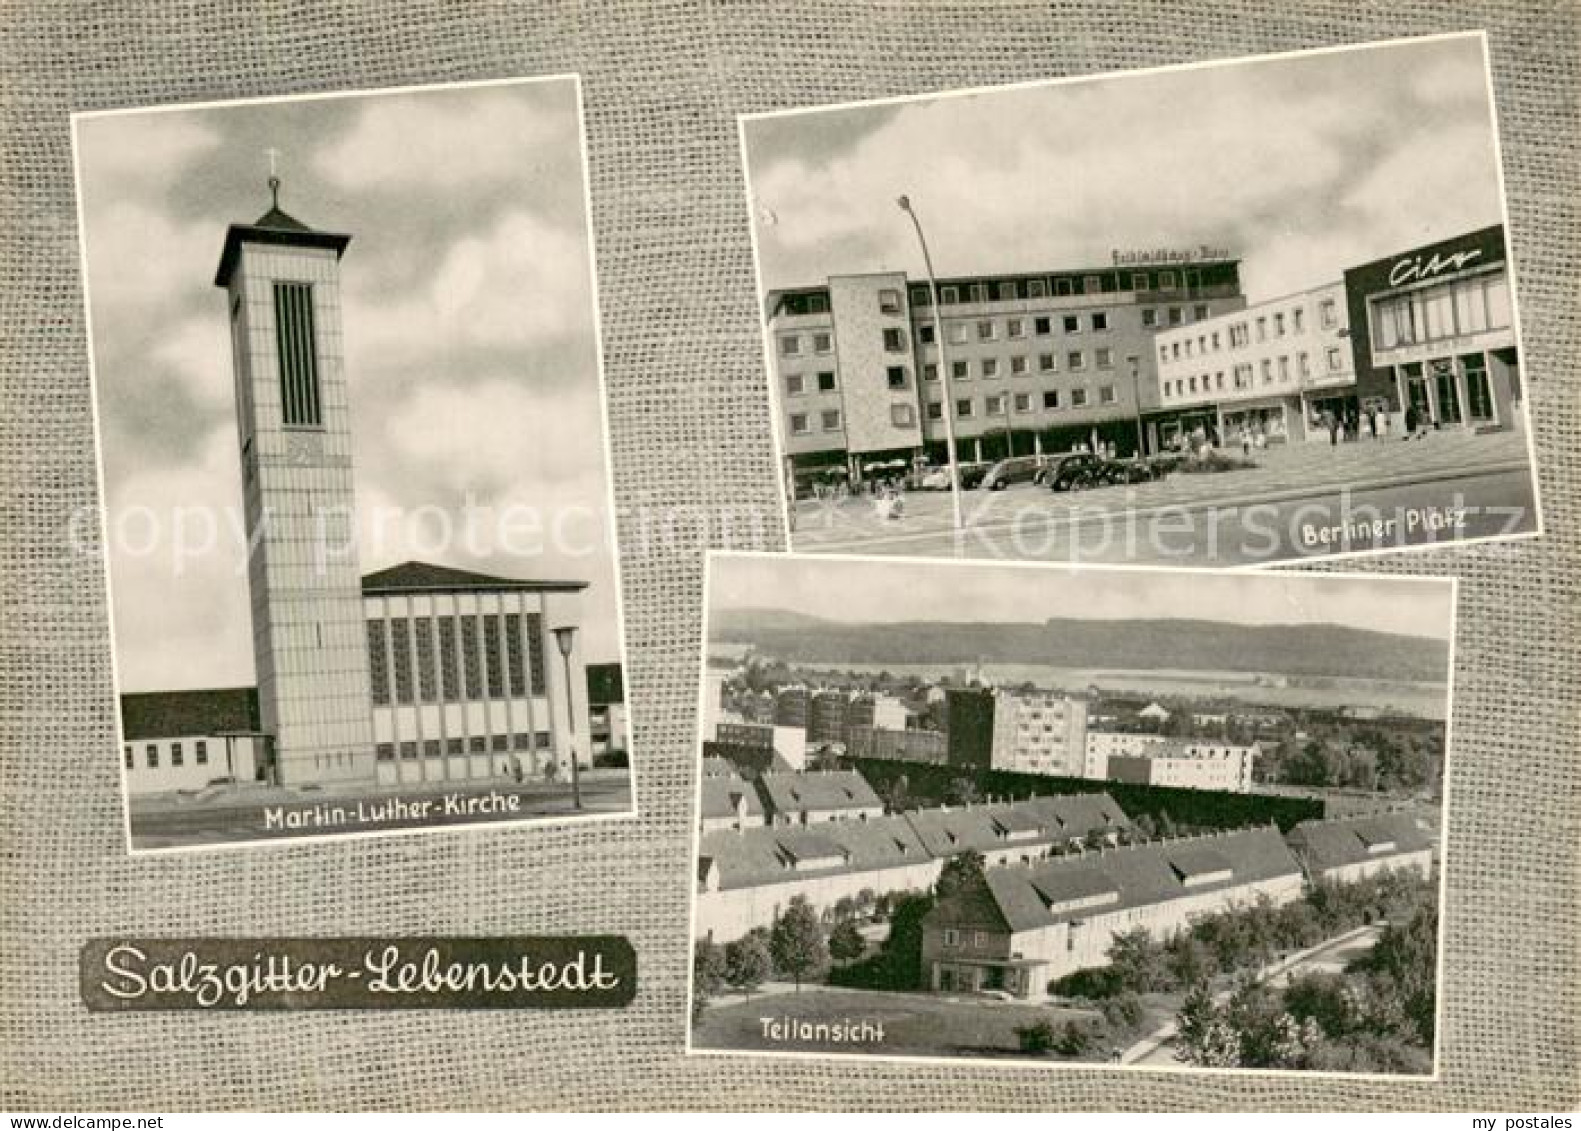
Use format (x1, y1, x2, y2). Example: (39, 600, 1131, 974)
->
(460, 616, 483, 699)
(273, 281, 322, 427)
(414, 618, 437, 702)
(438, 616, 460, 701)
(483, 615, 505, 699)
(525, 612, 546, 695)
(367, 620, 390, 706)
(390, 617, 413, 704)
(505, 613, 526, 697)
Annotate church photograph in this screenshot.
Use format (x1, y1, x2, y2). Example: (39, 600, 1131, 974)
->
(72, 76, 635, 850)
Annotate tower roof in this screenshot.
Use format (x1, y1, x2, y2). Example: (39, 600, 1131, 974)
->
(360, 560, 588, 596)
(213, 193, 351, 288)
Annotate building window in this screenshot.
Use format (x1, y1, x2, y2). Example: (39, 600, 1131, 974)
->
(1014, 392, 1032, 413)
(438, 616, 460, 701)
(400, 741, 419, 760)
(1043, 390, 1060, 409)
(1062, 315, 1079, 334)
(891, 403, 915, 427)
(1292, 307, 1304, 333)
(1141, 307, 1156, 327)
(1261, 359, 1273, 384)
(1298, 352, 1311, 378)
(483, 615, 505, 698)
(1167, 307, 1182, 326)
(878, 288, 901, 313)
(171, 742, 183, 767)
(1099, 384, 1117, 404)
(1096, 347, 1113, 369)
(918, 324, 935, 344)
(1194, 304, 1208, 320)
(1328, 347, 1343, 372)
(1274, 312, 1286, 336)
(956, 398, 974, 418)
(985, 394, 1005, 415)
(367, 619, 390, 706)
(926, 400, 943, 420)
(1278, 356, 1290, 382)
(882, 327, 905, 352)
(505, 612, 527, 697)
(460, 615, 483, 699)
(1068, 351, 1085, 370)
(1071, 387, 1088, 407)
(376, 743, 396, 762)
(943, 929, 959, 947)
(446, 737, 465, 756)
(1039, 353, 1056, 372)
(812, 332, 832, 354)
(911, 286, 931, 306)
(1256, 317, 1267, 341)
(1054, 277, 1073, 296)
(146, 744, 158, 769)
(1091, 311, 1108, 332)
(887, 366, 908, 389)
(525, 612, 546, 695)
(946, 322, 968, 345)
(1083, 274, 1102, 293)
(1010, 355, 1028, 376)
(390, 618, 414, 704)
(414, 618, 437, 702)
(1131, 272, 1149, 291)
(1320, 299, 1337, 328)
(272, 282, 322, 428)
(923, 363, 938, 382)
(1026, 279, 1047, 298)
(785, 373, 804, 396)
(816, 371, 836, 393)
(969, 283, 989, 303)
(1211, 331, 1221, 350)
(952, 360, 969, 381)
(1158, 270, 1177, 290)
(780, 335, 800, 357)
(1007, 317, 1025, 339)
(124, 746, 133, 770)
(940, 285, 958, 304)
(976, 320, 995, 341)
(822, 409, 841, 431)
(981, 358, 999, 378)
(997, 281, 1017, 301)
(1034, 316, 1051, 335)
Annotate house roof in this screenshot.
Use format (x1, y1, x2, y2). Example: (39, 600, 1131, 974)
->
(699, 775, 765, 822)
(942, 825, 1302, 937)
(700, 756, 739, 778)
(903, 793, 1129, 857)
(360, 560, 587, 596)
(757, 770, 883, 817)
(213, 199, 352, 287)
(698, 814, 931, 892)
(1287, 810, 1439, 873)
(120, 687, 261, 742)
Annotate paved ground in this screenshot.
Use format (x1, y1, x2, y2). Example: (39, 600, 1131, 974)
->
(790, 429, 1538, 565)
(127, 768, 634, 849)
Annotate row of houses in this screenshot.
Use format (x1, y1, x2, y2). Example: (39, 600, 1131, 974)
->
(920, 808, 1437, 997)
(699, 766, 886, 832)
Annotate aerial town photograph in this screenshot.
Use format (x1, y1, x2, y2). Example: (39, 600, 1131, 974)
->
(74, 78, 633, 850)
(741, 33, 1539, 564)
(689, 553, 1453, 1076)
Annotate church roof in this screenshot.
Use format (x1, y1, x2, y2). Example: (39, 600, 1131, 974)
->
(120, 687, 261, 741)
(214, 192, 352, 287)
(360, 560, 587, 596)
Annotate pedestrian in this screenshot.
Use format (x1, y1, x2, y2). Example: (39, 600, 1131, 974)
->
(1325, 410, 1339, 447)
(1404, 403, 1419, 440)
(1366, 406, 1378, 441)
(1379, 412, 1391, 440)
(1240, 424, 1252, 458)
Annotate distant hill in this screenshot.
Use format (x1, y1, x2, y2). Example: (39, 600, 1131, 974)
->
(711, 608, 1448, 684)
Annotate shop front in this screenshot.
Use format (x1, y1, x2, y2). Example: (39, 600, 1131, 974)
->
(1344, 224, 1522, 435)
(1219, 396, 1304, 446)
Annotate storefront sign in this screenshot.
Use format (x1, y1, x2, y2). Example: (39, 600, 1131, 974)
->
(1111, 245, 1232, 267)
(1387, 247, 1483, 288)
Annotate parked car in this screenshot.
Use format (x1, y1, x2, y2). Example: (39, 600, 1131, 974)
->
(958, 461, 992, 490)
(915, 465, 955, 491)
(979, 455, 1044, 491)
(1042, 452, 1108, 492)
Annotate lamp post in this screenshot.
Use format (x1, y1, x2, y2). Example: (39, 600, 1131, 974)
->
(896, 195, 963, 532)
(552, 625, 582, 810)
(1127, 354, 1145, 458)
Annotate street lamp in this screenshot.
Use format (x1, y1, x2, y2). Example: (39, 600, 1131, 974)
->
(552, 624, 583, 810)
(1127, 354, 1144, 458)
(896, 194, 963, 533)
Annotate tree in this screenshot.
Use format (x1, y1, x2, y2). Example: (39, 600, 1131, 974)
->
(1015, 1019, 1057, 1054)
(881, 774, 911, 813)
(828, 920, 866, 963)
(1164, 933, 1218, 989)
(879, 892, 936, 990)
(1107, 928, 1171, 994)
(770, 896, 830, 991)
(1283, 972, 1359, 1038)
(945, 776, 982, 806)
(936, 850, 988, 900)
(1175, 985, 1241, 1068)
(693, 938, 727, 1000)
(723, 930, 772, 997)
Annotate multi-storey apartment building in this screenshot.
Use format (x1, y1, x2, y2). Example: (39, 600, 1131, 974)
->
(1152, 281, 1356, 446)
(766, 258, 1247, 488)
(1105, 739, 1259, 793)
(988, 689, 1090, 777)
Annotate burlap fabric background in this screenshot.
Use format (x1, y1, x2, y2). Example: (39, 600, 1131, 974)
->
(2, 0, 1577, 1112)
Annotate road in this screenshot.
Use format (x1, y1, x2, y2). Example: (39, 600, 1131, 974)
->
(1124, 924, 1383, 1067)
(792, 466, 1535, 566)
(128, 771, 634, 849)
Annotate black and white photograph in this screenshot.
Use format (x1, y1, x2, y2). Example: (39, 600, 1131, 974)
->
(73, 76, 635, 851)
(689, 552, 1453, 1076)
(742, 32, 1540, 565)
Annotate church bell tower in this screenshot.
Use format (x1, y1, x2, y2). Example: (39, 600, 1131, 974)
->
(214, 168, 375, 787)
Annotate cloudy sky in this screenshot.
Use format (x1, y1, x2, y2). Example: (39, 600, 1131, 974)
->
(76, 77, 625, 691)
(743, 34, 1506, 302)
(709, 555, 1455, 644)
